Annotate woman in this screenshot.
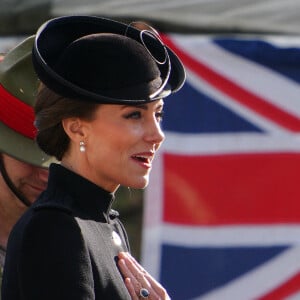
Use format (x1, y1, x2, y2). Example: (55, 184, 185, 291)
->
(1, 16, 185, 300)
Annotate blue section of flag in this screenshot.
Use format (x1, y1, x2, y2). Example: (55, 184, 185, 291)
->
(213, 39, 300, 84)
(162, 82, 263, 134)
(160, 244, 289, 300)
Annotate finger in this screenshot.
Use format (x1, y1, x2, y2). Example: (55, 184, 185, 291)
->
(121, 253, 161, 290)
(120, 254, 170, 300)
(119, 253, 163, 299)
(119, 252, 171, 299)
(124, 277, 139, 300)
(118, 259, 144, 299)
(143, 273, 170, 299)
(118, 257, 133, 279)
(119, 252, 147, 277)
(122, 252, 147, 274)
(119, 253, 150, 288)
(119, 253, 159, 299)
(118, 256, 140, 286)
(118, 257, 147, 296)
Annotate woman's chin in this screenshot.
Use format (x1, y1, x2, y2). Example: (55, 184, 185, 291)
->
(127, 177, 149, 189)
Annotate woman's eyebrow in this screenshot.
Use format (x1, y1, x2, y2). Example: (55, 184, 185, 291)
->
(122, 102, 164, 110)
(122, 104, 148, 110)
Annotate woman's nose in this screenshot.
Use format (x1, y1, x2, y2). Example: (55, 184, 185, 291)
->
(144, 119, 165, 144)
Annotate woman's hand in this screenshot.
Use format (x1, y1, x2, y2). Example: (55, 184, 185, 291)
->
(118, 251, 171, 300)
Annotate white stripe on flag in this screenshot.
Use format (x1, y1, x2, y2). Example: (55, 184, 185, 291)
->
(192, 247, 300, 300)
(187, 70, 291, 133)
(161, 224, 300, 247)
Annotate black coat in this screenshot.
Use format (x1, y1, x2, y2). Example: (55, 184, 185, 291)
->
(2, 164, 131, 300)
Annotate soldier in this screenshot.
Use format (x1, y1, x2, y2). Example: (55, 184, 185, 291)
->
(0, 36, 53, 290)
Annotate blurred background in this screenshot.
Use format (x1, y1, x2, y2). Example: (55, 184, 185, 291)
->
(2, 1, 300, 299)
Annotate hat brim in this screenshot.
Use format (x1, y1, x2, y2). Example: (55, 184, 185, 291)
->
(0, 121, 54, 168)
(32, 15, 186, 104)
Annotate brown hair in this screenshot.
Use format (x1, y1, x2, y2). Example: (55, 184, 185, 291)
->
(34, 84, 99, 160)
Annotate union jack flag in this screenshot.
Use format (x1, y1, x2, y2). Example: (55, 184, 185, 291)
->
(141, 34, 300, 300)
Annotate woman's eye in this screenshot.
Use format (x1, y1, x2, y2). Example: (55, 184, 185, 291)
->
(156, 111, 164, 122)
(124, 110, 164, 121)
(125, 111, 141, 119)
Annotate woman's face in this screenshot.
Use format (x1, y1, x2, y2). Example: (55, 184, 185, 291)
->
(79, 99, 165, 192)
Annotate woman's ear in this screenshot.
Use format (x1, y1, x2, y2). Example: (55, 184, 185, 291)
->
(62, 118, 86, 142)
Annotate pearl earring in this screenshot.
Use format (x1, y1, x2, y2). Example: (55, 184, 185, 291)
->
(79, 141, 86, 152)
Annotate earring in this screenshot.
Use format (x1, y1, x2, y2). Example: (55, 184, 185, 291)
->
(79, 141, 86, 152)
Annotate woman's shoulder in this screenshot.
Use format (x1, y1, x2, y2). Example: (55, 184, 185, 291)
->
(24, 208, 84, 250)
(26, 204, 80, 237)
(10, 201, 82, 249)
(5, 203, 86, 272)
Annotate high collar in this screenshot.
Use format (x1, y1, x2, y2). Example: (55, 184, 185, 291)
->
(45, 163, 115, 222)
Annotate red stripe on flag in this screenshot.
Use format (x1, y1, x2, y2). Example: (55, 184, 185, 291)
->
(259, 272, 300, 300)
(162, 35, 300, 132)
(163, 153, 300, 225)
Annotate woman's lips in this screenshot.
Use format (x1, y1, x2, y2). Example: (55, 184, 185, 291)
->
(131, 152, 154, 169)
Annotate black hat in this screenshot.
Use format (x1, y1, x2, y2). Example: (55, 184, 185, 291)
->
(32, 15, 186, 104)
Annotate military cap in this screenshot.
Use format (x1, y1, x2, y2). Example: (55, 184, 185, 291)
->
(0, 36, 53, 167)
